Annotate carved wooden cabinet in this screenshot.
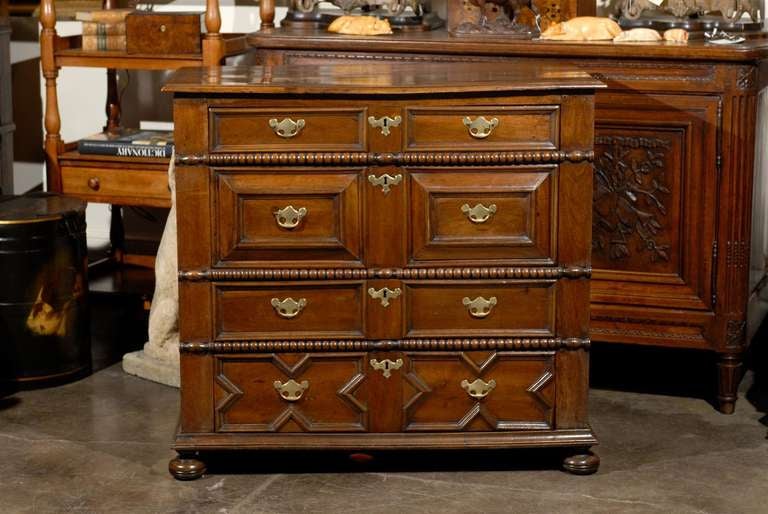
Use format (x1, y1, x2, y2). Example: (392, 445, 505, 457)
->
(165, 63, 603, 479)
(248, 30, 768, 413)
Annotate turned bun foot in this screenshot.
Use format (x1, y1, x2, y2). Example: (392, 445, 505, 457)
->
(563, 451, 600, 475)
(169, 454, 206, 480)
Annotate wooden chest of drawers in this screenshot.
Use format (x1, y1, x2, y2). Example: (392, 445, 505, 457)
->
(165, 62, 604, 479)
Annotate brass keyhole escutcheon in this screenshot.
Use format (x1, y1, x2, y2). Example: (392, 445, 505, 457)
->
(461, 203, 497, 224)
(159, 24, 167, 33)
(269, 118, 306, 138)
(461, 378, 496, 399)
(274, 379, 309, 401)
(462, 296, 497, 318)
(462, 116, 499, 139)
(370, 358, 403, 379)
(368, 115, 402, 136)
(368, 173, 402, 195)
(271, 297, 307, 318)
(367, 287, 402, 307)
(274, 205, 307, 229)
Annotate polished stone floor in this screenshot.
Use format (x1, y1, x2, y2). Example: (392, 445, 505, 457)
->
(2, 357, 767, 514)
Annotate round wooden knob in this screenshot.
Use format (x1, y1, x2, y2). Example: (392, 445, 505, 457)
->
(159, 24, 167, 33)
(87, 177, 100, 191)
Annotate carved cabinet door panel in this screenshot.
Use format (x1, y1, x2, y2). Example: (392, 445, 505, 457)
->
(591, 93, 719, 317)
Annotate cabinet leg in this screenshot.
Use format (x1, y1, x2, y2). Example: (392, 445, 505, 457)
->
(169, 452, 206, 481)
(717, 352, 743, 414)
(562, 449, 600, 475)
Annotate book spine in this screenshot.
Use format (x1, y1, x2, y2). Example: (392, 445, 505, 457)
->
(82, 35, 127, 52)
(78, 140, 173, 159)
(82, 22, 126, 36)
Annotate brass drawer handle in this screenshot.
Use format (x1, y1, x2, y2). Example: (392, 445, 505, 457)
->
(368, 115, 402, 136)
(461, 203, 497, 224)
(368, 173, 402, 195)
(274, 378, 309, 401)
(370, 358, 403, 378)
(270, 297, 307, 318)
(87, 177, 100, 191)
(462, 296, 497, 318)
(367, 287, 401, 307)
(269, 117, 305, 138)
(463, 116, 499, 139)
(461, 378, 496, 399)
(274, 205, 307, 229)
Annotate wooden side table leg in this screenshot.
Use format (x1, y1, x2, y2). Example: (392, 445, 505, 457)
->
(109, 205, 125, 263)
(169, 452, 206, 480)
(717, 352, 743, 414)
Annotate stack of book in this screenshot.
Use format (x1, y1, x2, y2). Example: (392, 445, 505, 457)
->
(75, 9, 132, 52)
(78, 129, 174, 159)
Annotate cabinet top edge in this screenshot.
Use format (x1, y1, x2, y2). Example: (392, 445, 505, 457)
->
(162, 62, 605, 95)
(247, 28, 768, 63)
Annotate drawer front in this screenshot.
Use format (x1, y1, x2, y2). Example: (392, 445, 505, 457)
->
(402, 351, 555, 431)
(404, 281, 556, 338)
(410, 169, 555, 263)
(214, 353, 369, 432)
(215, 170, 362, 264)
(61, 166, 170, 206)
(405, 105, 559, 151)
(210, 107, 366, 152)
(214, 282, 365, 340)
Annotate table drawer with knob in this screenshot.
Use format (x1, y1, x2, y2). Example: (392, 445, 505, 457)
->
(403, 281, 556, 338)
(215, 170, 363, 265)
(214, 282, 366, 340)
(409, 169, 556, 264)
(404, 105, 560, 151)
(209, 107, 367, 152)
(60, 165, 171, 207)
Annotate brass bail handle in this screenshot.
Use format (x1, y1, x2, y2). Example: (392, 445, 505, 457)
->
(274, 205, 307, 229)
(271, 297, 307, 318)
(463, 116, 499, 139)
(462, 296, 497, 318)
(269, 118, 306, 138)
(461, 378, 496, 399)
(461, 203, 497, 224)
(274, 379, 309, 401)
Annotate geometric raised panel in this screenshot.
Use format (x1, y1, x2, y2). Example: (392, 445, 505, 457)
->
(410, 169, 555, 264)
(214, 353, 368, 432)
(402, 352, 555, 431)
(215, 170, 362, 264)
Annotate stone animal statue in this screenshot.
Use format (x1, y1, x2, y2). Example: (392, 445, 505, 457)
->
(616, 0, 761, 22)
(540, 16, 622, 40)
(614, 27, 662, 41)
(328, 14, 394, 33)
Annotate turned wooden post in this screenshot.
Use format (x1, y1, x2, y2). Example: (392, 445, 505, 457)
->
(40, 0, 62, 192)
(102, 0, 121, 132)
(202, 0, 223, 66)
(260, 0, 275, 31)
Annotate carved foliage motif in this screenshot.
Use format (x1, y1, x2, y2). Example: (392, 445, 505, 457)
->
(593, 135, 672, 263)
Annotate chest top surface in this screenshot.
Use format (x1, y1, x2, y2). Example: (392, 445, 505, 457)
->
(163, 62, 604, 96)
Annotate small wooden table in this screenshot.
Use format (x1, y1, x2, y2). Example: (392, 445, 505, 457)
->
(165, 62, 603, 479)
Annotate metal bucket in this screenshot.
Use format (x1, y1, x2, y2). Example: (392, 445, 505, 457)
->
(0, 193, 90, 391)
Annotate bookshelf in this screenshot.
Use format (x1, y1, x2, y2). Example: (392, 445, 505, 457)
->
(40, 0, 248, 266)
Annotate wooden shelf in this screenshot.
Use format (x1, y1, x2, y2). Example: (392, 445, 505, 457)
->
(54, 34, 248, 70)
(59, 149, 171, 208)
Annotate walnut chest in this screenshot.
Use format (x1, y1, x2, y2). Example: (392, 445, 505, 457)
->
(164, 63, 604, 479)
